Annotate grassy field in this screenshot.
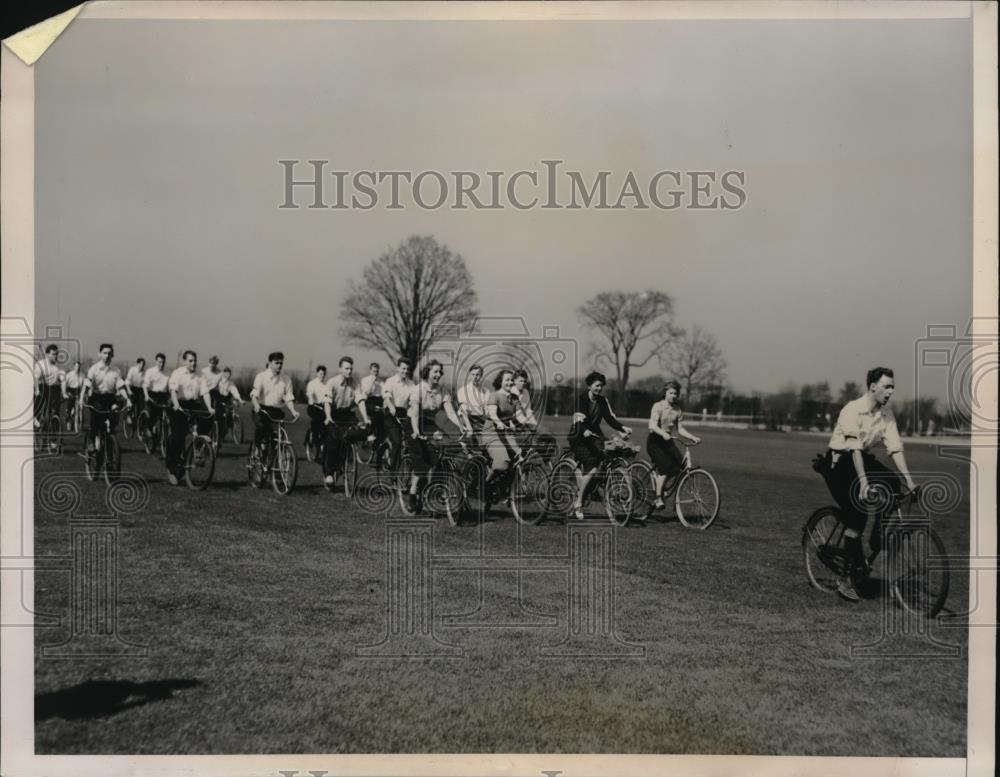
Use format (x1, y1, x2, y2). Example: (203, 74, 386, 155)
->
(33, 407, 970, 755)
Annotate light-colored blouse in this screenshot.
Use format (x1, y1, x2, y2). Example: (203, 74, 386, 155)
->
(649, 400, 683, 439)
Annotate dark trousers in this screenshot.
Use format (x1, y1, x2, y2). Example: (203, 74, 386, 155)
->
(254, 406, 286, 449)
(307, 405, 326, 451)
(166, 400, 212, 475)
(826, 450, 901, 535)
(146, 391, 169, 431)
(86, 394, 119, 445)
(385, 411, 410, 471)
(35, 385, 61, 425)
(129, 386, 146, 417)
(208, 389, 222, 436)
(325, 410, 367, 476)
(365, 397, 385, 446)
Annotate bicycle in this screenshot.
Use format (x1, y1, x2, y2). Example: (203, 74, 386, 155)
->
(81, 401, 124, 485)
(459, 426, 552, 526)
(137, 400, 170, 457)
(545, 434, 643, 526)
(397, 430, 466, 525)
(121, 392, 143, 440)
(64, 394, 82, 434)
(35, 401, 64, 455)
(322, 419, 370, 497)
(174, 407, 217, 490)
(221, 401, 244, 445)
(802, 485, 950, 617)
(628, 439, 721, 529)
(246, 413, 298, 495)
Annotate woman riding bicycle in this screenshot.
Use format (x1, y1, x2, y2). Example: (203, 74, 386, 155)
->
(647, 380, 700, 510)
(568, 371, 631, 520)
(406, 359, 463, 513)
(479, 369, 525, 493)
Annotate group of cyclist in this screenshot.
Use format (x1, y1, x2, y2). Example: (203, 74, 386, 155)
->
(36, 343, 915, 600)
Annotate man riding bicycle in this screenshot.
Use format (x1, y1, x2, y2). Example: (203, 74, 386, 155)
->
(202, 355, 225, 439)
(323, 357, 371, 489)
(125, 358, 146, 420)
(250, 351, 300, 461)
(82, 343, 132, 453)
(62, 359, 84, 427)
(359, 361, 385, 450)
(216, 366, 243, 441)
(305, 364, 332, 461)
(166, 350, 214, 486)
(34, 343, 64, 434)
(821, 366, 917, 602)
(142, 352, 170, 441)
(457, 364, 490, 441)
(382, 357, 415, 473)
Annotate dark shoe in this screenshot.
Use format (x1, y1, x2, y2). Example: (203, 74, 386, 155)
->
(836, 578, 861, 602)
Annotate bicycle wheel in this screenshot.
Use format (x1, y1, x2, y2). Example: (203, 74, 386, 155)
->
(604, 462, 635, 526)
(183, 435, 216, 490)
(246, 443, 265, 488)
(626, 461, 656, 520)
(272, 442, 297, 495)
(425, 465, 465, 526)
(397, 455, 417, 515)
(889, 526, 950, 618)
(159, 415, 170, 459)
(343, 443, 359, 498)
(802, 506, 847, 593)
(46, 415, 64, 455)
(84, 446, 100, 481)
(304, 429, 317, 462)
(510, 456, 550, 526)
(545, 458, 579, 517)
(102, 436, 121, 486)
(460, 453, 490, 521)
(137, 411, 154, 454)
(675, 468, 720, 529)
(231, 413, 243, 445)
(122, 409, 134, 440)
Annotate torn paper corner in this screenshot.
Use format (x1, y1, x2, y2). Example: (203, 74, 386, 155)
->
(2, 3, 86, 66)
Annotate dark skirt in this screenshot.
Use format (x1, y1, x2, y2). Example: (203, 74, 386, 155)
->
(569, 434, 604, 472)
(647, 434, 684, 477)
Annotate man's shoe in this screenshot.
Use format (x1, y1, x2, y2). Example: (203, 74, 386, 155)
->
(836, 578, 861, 602)
(167, 473, 179, 486)
(323, 475, 334, 488)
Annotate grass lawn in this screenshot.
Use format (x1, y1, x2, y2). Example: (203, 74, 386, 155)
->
(33, 408, 970, 754)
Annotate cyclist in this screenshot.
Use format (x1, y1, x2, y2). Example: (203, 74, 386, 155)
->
(125, 358, 146, 421)
(142, 353, 170, 444)
(202, 355, 225, 440)
(511, 369, 558, 461)
(822, 366, 916, 602)
(62, 359, 84, 427)
(166, 350, 214, 486)
(480, 369, 526, 492)
(250, 351, 300, 462)
(34, 344, 64, 433)
(215, 367, 244, 441)
(647, 380, 701, 509)
(305, 364, 332, 461)
(82, 343, 132, 454)
(358, 361, 385, 448)
(382, 357, 415, 473)
(405, 359, 463, 512)
(568, 371, 631, 520)
(456, 364, 490, 439)
(323, 357, 371, 489)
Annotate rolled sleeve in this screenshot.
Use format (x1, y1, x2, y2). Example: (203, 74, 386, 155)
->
(249, 374, 263, 401)
(837, 405, 863, 451)
(283, 378, 295, 405)
(882, 410, 903, 454)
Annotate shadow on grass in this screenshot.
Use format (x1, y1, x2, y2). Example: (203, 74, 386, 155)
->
(36, 678, 202, 721)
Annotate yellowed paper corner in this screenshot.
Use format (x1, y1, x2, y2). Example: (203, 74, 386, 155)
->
(2, 4, 85, 66)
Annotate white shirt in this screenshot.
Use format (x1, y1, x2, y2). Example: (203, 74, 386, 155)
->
(828, 395, 903, 455)
(306, 376, 332, 406)
(202, 367, 224, 392)
(169, 367, 209, 402)
(126, 365, 145, 388)
(217, 376, 242, 401)
(142, 366, 170, 393)
(251, 369, 295, 407)
(511, 387, 538, 425)
(410, 381, 452, 412)
(35, 358, 63, 387)
(383, 374, 415, 411)
(63, 369, 84, 390)
(85, 362, 125, 395)
(457, 383, 490, 418)
(359, 373, 384, 399)
(327, 374, 361, 410)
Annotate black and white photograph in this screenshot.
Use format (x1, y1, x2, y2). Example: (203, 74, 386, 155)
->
(1, 2, 996, 776)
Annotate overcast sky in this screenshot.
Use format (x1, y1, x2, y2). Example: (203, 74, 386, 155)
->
(34, 18, 972, 399)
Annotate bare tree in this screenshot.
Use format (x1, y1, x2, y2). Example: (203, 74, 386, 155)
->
(577, 290, 677, 394)
(661, 324, 728, 402)
(340, 235, 479, 367)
